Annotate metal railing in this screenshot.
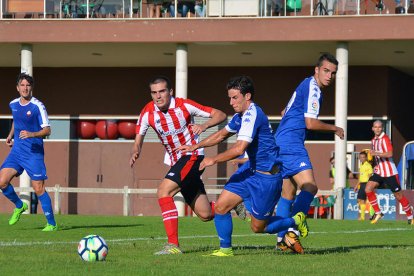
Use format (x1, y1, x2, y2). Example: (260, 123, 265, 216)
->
(1, 0, 412, 19)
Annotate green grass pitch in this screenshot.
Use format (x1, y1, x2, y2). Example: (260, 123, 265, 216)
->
(0, 214, 412, 275)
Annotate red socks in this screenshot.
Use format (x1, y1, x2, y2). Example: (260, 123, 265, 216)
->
(158, 197, 179, 246)
(399, 196, 413, 218)
(366, 192, 381, 213)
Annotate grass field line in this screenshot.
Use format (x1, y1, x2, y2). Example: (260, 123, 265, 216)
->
(0, 227, 411, 247)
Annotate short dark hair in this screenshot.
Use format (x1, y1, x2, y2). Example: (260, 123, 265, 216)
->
(149, 76, 172, 90)
(16, 73, 34, 86)
(316, 53, 339, 67)
(226, 76, 255, 100)
(359, 151, 368, 156)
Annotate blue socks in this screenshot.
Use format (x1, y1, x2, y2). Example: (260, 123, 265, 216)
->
(276, 197, 294, 239)
(38, 192, 56, 226)
(214, 213, 233, 248)
(291, 190, 314, 216)
(265, 216, 296, 234)
(1, 184, 23, 208)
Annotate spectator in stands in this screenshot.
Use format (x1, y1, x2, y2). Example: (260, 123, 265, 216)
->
(148, 0, 163, 18)
(0, 73, 57, 231)
(194, 0, 206, 17)
(169, 0, 195, 17)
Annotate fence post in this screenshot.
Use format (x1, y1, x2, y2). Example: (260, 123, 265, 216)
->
(123, 186, 130, 216)
(54, 184, 61, 214)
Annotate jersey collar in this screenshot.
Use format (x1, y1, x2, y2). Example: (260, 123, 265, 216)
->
(154, 96, 175, 112)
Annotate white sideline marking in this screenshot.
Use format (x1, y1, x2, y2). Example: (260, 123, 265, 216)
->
(0, 228, 411, 247)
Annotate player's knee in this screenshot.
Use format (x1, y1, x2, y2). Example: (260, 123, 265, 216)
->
(214, 203, 231, 215)
(393, 191, 402, 200)
(32, 185, 45, 195)
(365, 182, 375, 193)
(197, 213, 213, 222)
(250, 223, 265, 233)
(301, 183, 318, 195)
(0, 176, 10, 189)
(194, 207, 214, 221)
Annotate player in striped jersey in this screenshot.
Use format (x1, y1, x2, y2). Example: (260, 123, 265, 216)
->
(366, 120, 413, 224)
(129, 76, 227, 255)
(0, 73, 57, 231)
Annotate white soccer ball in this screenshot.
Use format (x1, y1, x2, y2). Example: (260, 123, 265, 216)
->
(77, 235, 108, 261)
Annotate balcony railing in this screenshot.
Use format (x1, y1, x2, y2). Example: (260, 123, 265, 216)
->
(0, 0, 413, 19)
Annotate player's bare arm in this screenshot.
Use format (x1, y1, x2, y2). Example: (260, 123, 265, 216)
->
(305, 117, 344, 139)
(130, 134, 145, 167)
(6, 122, 14, 147)
(189, 108, 226, 135)
(19, 126, 51, 139)
(200, 140, 249, 170)
(370, 149, 393, 159)
(175, 128, 233, 154)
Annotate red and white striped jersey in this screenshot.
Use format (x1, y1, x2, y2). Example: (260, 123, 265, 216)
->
(371, 132, 398, 177)
(136, 97, 213, 166)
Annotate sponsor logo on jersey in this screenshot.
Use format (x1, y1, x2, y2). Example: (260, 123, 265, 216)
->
(243, 118, 251, 123)
(26, 110, 31, 116)
(158, 124, 187, 136)
(245, 112, 252, 116)
(311, 99, 319, 110)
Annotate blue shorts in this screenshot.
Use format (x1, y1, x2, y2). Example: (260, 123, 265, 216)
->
(1, 152, 47, 181)
(225, 169, 282, 220)
(278, 147, 313, 179)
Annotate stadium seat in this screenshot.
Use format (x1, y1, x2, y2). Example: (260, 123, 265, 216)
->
(310, 196, 321, 219)
(320, 195, 336, 219)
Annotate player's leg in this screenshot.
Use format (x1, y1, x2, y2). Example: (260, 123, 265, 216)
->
(291, 169, 318, 216)
(156, 178, 181, 254)
(365, 175, 383, 223)
(357, 183, 367, 221)
(32, 180, 57, 231)
(0, 167, 28, 225)
(207, 190, 242, 256)
(207, 173, 249, 257)
(180, 155, 214, 221)
(276, 178, 296, 251)
(0, 167, 22, 207)
(387, 176, 413, 224)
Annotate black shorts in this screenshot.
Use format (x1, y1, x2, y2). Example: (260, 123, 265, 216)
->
(368, 173, 402, 193)
(165, 155, 206, 206)
(357, 182, 367, 200)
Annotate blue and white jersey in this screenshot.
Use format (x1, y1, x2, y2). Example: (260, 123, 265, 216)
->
(274, 76, 322, 151)
(226, 103, 278, 172)
(9, 97, 50, 156)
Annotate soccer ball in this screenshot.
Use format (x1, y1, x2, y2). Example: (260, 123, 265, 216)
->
(77, 235, 108, 261)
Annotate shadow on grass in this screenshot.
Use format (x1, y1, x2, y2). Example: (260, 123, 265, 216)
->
(184, 244, 413, 255)
(305, 244, 414, 255)
(29, 223, 145, 231)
